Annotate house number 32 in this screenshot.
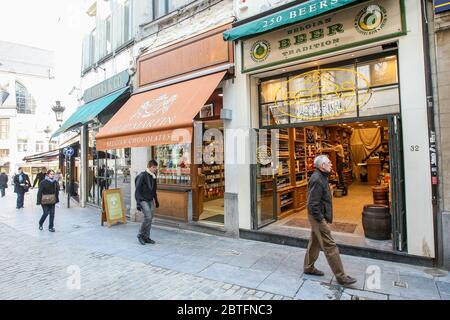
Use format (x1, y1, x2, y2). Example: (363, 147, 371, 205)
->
(410, 145, 420, 151)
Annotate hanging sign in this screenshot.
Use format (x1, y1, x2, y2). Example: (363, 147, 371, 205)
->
(83, 70, 129, 103)
(242, 0, 405, 72)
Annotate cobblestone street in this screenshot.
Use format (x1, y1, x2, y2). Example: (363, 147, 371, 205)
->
(0, 190, 449, 300)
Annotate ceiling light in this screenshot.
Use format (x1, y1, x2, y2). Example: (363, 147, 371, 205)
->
(218, 93, 223, 97)
(358, 124, 364, 126)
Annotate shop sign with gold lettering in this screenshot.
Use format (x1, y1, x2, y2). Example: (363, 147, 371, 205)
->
(271, 68, 372, 121)
(83, 70, 130, 103)
(242, 0, 405, 73)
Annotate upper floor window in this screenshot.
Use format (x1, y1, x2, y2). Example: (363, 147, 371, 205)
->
(106, 16, 112, 55)
(123, 0, 130, 42)
(15, 82, 36, 114)
(49, 141, 58, 151)
(17, 139, 28, 153)
(0, 119, 9, 140)
(0, 149, 9, 158)
(153, 0, 195, 20)
(35, 141, 45, 153)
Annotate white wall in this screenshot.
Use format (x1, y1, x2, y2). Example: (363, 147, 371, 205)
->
(223, 41, 253, 230)
(235, 0, 297, 20)
(398, 0, 435, 257)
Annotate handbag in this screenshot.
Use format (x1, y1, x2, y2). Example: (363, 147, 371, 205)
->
(41, 194, 56, 205)
(41, 182, 57, 205)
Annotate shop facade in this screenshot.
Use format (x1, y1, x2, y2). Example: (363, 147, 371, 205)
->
(95, 23, 237, 232)
(53, 70, 131, 209)
(223, 0, 437, 261)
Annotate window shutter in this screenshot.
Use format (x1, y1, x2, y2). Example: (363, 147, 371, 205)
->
(82, 35, 90, 69)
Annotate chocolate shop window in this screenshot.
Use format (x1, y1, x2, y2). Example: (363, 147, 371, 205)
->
(153, 143, 191, 185)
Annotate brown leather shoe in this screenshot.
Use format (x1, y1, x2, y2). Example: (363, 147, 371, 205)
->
(304, 268, 325, 276)
(337, 275, 357, 285)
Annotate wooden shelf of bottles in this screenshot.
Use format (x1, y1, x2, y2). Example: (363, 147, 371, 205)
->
(202, 163, 224, 201)
(270, 125, 355, 219)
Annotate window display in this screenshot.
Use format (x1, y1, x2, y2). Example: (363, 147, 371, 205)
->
(154, 143, 191, 185)
(259, 55, 400, 126)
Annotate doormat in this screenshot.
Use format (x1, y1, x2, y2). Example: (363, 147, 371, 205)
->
(283, 218, 357, 234)
(201, 214, 224, 224)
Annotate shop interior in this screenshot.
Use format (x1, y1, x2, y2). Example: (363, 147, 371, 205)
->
(257, 119, 394, 250)
(152, 88, 225, 227)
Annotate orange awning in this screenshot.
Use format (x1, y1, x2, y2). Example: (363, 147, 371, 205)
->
(96, 71, 226, 150)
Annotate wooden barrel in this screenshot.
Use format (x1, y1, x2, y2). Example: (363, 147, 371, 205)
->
(372, 186, 389, 204)
(362, 204, 391, 240)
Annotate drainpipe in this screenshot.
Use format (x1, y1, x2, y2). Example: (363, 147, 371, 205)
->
(421, 0, 441, 266)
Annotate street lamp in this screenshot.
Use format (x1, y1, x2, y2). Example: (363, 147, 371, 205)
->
(52, 100, 65, 125)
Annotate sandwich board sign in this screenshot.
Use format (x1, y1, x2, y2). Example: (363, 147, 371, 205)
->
(101, 189, 127, 227)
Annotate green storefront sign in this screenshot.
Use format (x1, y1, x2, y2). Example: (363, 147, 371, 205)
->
(83, 70, 130, 103)
(241, 0, 406, 73)
(223, 0, 360, 41)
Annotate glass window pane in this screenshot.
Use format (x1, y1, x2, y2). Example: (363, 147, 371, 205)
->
(357, 56, 398, 88)
(106, 17, 112, 54)
(289, 100, 321, 123)
(321, 90, 358, 120)
(358, 85, 400, 117)
(288, 71, 320, 99)
(267, 102, 289, 125)
(168, 0, 192, 11)
(15, 82, 36, 114)
(154, 143, 191, 185)
(260, 104, 275, 127)
(321, 66, 356, 94)
(154, 0, 167, 19)
(260, 78, 287, 104)
(124, 0, 130, 41)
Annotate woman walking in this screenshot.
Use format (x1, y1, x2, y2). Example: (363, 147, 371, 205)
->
(37, 170, 59, 232)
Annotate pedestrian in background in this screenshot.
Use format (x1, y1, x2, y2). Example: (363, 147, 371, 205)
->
(54, 170, 62, 190)
(13, 167, 31, 209)
(0, 170, 8, 197)
(135, 160, 159, 245)
(32, 167, 46, 189)
(303, 155, 357, 286)
(37, 169, 59, 232)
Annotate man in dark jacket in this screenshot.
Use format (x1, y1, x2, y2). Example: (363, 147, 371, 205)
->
(13, 167, 31, 209)
(135, 160, 159, 245)
(32, 167, 46, 189)
(303, 155, 357, 286)
(0, 171, 8, 197)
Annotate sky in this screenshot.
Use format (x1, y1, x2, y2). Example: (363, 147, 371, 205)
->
(0, 0, 85, 115)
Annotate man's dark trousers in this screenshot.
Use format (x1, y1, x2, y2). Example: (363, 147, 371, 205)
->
(16, 192, 25, 208)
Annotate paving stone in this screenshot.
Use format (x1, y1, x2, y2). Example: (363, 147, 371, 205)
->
(295, 280, 342, 300)
(257, 270, 303, 297)
(343, 288, 388, 300)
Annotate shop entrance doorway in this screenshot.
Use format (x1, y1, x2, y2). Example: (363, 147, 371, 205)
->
(254, 116, 405, 252)
(198, 121, 225, 226)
